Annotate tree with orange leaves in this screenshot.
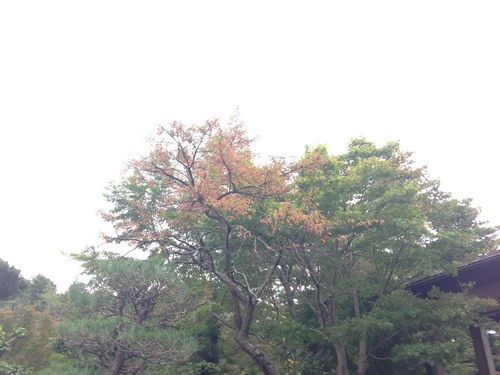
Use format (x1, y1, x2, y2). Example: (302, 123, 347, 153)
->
(102, 116, 324, 375)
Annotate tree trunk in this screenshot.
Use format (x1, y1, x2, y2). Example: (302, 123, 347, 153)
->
(333, 339, 349, 375)
(230, 288, 281, 375)
(326, 293, 349, 375)
(355, 337, 368, 375)
(107, 349, 126, 375)
(235, 333, 281, 375)
(353, 287, 368, 375)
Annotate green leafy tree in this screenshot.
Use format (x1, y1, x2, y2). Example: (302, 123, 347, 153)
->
(56, 281, 93, 320)
(283, 139, 498, 375)
(17, 275, 57, 312)
(57, 248, 198, 375)
(0, 260, 26, 302)
(101, 117, 498, 375)
(181, 303, 223, 373)
(1, 270, 65, 322)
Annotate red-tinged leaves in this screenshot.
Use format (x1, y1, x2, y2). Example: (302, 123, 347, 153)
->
(102, 117, 327, 251)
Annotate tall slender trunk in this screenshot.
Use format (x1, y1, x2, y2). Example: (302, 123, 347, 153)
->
(356, 338, 368, 375)
(325, 292, 349, 375)
(353, 288, 368, 375)
(333, 339, 349, 375)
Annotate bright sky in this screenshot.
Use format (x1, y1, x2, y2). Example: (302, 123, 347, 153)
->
(1, 1, 499, 292)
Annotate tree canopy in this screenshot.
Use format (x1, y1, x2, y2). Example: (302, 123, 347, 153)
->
(57, 248, 198, 375)
(0, 119, 497, 374)
(100, 118, 498, 375)
(0, 259, 25, 301)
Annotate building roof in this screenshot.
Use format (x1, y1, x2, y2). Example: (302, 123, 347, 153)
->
(407, 253, 500, 320)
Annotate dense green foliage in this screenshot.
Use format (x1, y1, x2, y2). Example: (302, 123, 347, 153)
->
(0, 260, 25, 302)
(56, 248, 198, 375)
(2, 119, 499, 374)
(284, 140, 498, 374)
(98, 119, 498, 374)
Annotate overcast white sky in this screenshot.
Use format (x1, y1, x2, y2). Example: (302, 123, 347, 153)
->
(1, 1, 499, 292)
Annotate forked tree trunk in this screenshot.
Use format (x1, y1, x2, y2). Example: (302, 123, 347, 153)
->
(228, 276, 281, 375)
